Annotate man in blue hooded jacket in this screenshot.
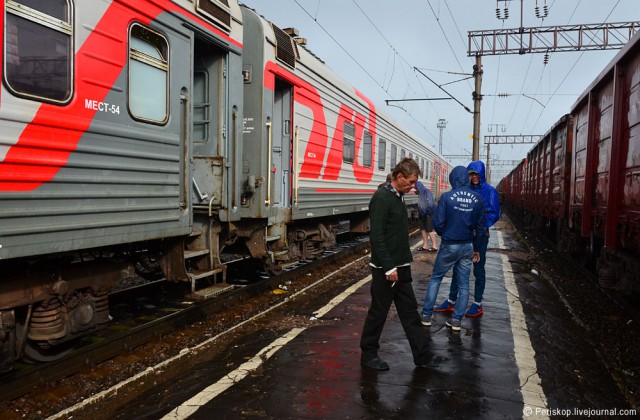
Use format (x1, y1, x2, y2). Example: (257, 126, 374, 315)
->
(420, 166, 486, 331)
(434, 160, 501, 317)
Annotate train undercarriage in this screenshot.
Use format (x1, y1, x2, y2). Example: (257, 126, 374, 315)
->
(0, 212, 368, 371)
(508, 205, 640, 299)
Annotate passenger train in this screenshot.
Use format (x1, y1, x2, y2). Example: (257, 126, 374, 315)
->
(0, 0, 451, 368)
(498, 30, 640, 298)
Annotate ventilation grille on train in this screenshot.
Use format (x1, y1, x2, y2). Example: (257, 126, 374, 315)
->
(196, 0, 231, 31)
(271, 23, 299, 69)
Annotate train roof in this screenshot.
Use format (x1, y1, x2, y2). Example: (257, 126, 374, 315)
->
(240, 4, 449, 165)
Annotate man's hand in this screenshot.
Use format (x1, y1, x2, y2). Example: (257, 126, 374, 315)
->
(472, 252, 480, 263)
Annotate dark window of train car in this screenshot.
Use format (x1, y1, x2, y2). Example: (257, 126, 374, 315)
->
(378, 138, 386, 170)
(400, 148, 405, 158)
(4, 0, 72, 103)
(363, 132, 372, 168)
(390, 144, 397, 167)
(343, 122, 355, 163)
(129, 24, 169, 124)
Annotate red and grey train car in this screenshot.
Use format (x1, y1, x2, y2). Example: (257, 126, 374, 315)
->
(239, 7, 451, 274)
(0, 0, 451, 368)
(498, 30, 640, 295)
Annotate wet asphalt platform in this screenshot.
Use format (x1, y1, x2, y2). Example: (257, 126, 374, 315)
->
(95, 223, 634, 420)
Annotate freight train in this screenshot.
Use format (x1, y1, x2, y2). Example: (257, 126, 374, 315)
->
(498, 30, 640, 297)
(0, 0, 451, 368)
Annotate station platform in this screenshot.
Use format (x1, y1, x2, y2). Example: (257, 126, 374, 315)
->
(52, 220, 635, 419)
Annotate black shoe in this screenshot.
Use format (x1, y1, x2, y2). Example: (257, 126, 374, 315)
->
(415, 355, 448, 369)
(361, 357, 390, 371)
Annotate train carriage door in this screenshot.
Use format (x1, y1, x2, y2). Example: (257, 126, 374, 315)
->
(271, 78, 293, 208)
(191, 38, 227, 208)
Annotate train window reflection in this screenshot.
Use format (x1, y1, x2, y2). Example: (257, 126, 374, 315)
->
(390, 144, 397, 167)
(129, 24, 168, 124)
(363, 132, 372, 168)
(378, 138, 386, 170)
(4, 0, 72, 103)
(343, 122, 355, 163)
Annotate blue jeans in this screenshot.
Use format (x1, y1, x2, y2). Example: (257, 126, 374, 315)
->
(421, 243, 473, 320)
(450, 234, 489, 303)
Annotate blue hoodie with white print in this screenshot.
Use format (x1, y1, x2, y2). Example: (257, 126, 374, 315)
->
(433, 166, 487, 251)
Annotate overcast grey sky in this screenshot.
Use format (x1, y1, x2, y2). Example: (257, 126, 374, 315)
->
(239, 0, 638, 179)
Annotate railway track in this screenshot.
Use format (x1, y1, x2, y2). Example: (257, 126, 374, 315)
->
(0, 234, 370, 403)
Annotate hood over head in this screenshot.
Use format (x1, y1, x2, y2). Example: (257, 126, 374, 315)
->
(449, 166, 470, 189)
(467, 160, 486, 183)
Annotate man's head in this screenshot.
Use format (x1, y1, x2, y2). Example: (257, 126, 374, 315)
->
(467, 161, 486, 185)
(449, 166, 471, 189)
(469, 168, 480, 186)
(391, 157, 421, 194)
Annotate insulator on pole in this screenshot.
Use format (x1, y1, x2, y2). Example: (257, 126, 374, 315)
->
(543, 53, 549, 64)
(496, 7, 501, 19)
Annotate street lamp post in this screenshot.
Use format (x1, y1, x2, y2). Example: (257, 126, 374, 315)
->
(437, 119, 447, 155)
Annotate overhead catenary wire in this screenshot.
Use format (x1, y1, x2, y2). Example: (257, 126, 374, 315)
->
(254, 0, 631, 161)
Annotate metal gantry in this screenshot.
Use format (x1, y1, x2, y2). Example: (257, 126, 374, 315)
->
(485, 135, 542, 144)
(465, 0, 639, 163)
(484, 134, 539, 183)
(468, 22, 640, 56)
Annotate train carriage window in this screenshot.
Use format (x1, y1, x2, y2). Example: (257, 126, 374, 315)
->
(343, 122, 355, 163)
(400, 148, 406, 159)
(378, 138, 386, 170)
(129, 24, 169, 124)
(4, 0, 72, 103)
(390, 144, 397, 168)
(363, 132, 372, 168)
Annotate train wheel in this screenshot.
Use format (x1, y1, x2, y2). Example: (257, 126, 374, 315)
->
(22, 341, 76, 363)
(15, 320, 76, 363)
(264, 262, 284, 277)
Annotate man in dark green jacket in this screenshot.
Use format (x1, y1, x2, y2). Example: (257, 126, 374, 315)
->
(360, 157, 433, 371)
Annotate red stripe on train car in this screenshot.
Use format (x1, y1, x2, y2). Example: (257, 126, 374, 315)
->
(322, 92, 376, 183)
(321, 104, 357, 181)
(264, 61, 329, 180)
(0, 0, 241, 192)
(264, 61, 377, 183)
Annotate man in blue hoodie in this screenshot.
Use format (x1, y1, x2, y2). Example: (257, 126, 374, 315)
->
(434, 160, 501, 317)
(420, 166, 486, 331)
